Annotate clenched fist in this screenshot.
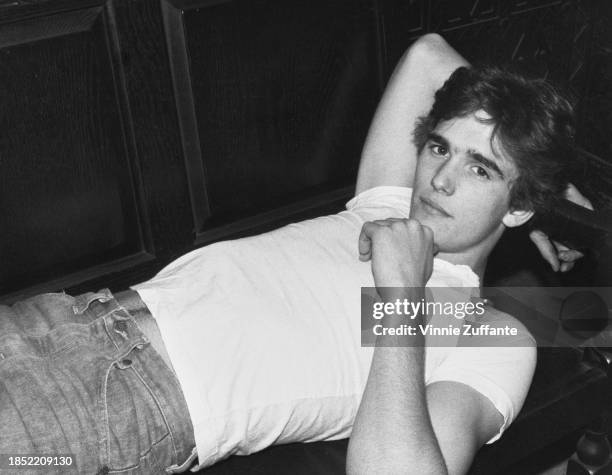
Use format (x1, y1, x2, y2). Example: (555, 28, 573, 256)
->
(358, 218, 436, 289)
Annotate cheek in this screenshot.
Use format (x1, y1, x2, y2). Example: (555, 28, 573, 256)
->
(453, 192, 509, 229)
(413, 157, 435, 186)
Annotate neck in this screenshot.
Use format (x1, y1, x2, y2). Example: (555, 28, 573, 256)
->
(434, 226, 505, 286)
(436, 250, 487, 284)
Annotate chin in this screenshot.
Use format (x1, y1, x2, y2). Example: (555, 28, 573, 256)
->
(410, 211, 436, 227)
(413, 216, 447, 236)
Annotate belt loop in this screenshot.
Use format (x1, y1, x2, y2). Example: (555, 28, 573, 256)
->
(72, 289, 114, 315)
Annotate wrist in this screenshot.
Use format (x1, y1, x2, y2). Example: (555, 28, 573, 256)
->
(373, 287, 427, 347)
(377, 286, 426, 303)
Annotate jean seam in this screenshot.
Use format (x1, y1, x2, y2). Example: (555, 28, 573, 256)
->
(100, 360, 115, 468)
(105, 432, 171, 473)
(101, 344, 146, 465)
(131, 365, 179, 461)
(101, 356, 174, 472)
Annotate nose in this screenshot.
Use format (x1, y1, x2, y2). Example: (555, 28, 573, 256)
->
(430, 160, 455, 195)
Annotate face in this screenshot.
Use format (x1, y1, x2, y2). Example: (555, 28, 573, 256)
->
(410, 111, 531, 263)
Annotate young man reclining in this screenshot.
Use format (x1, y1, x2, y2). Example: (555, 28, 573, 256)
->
(346, 33, 587, 474)
(0, 34, 590, 474)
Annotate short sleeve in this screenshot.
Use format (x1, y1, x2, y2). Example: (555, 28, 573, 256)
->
(427, 341, 536, 444)
(345, 186, 413, 221)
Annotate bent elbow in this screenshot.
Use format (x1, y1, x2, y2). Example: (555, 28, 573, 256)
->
(405, 33, 448, 63)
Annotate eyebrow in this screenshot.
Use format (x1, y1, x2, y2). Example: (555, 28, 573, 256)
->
(427, 132, 505, 179)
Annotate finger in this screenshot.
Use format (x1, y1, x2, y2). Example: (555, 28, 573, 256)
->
(565, 183, 594, 210)
(560, 261, 575, 272)
(558, 249, 584, 262)
(551, 240, 586, 264)
(552, 241, 584, 262)
(372, 218, 402, 227)
(375, 218, 409, 230)
(529, 230, 559, 271)
(553, 241, 570, 252)
(358, 222, 378, 261)
(421, 224, 433, 238)
(419, 224, 438, 252)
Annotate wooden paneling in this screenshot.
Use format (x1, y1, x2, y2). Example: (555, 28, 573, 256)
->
(109, 0, 194, 260)
(0, 1, 153, 298)
(163, 0, 383, 245)
(1, 0, 609, 300)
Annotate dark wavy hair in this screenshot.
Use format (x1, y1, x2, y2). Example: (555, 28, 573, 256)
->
(413, 66, 576, 215)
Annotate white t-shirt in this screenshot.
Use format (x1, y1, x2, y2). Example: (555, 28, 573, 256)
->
(132, 186, 536, 470)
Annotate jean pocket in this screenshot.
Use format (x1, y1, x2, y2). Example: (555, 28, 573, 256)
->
(102, 350, 173, 472)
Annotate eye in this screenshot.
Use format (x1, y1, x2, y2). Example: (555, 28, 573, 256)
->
(471, 165, 490, 179)
(429, 144, 448, 157)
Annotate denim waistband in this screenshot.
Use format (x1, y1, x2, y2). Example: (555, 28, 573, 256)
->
(0, 289, 197, 474)
(0, 290, 144, 360)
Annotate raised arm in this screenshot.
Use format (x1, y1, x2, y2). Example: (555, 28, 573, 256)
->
(357, 34, 591, 272)
(355, 34, 469, 194)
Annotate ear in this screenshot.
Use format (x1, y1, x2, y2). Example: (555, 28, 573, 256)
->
(502, 208, 534, 228)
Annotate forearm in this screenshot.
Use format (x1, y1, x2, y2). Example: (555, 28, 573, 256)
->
(356, 33, 469, 194)
(347, 349, 447, 475)
(347, 290, 447, 475)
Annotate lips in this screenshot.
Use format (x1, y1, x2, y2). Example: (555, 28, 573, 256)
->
(419, 197, 452, 217)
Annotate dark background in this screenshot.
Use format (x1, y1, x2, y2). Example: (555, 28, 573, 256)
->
(1, 0, 610, 301)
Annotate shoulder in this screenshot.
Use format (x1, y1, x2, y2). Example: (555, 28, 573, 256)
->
(476, 303, 537, 350)
(427, 304, 537, 444)
(459, 304, 537, 372)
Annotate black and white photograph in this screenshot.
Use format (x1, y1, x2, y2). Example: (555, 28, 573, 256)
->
(1, 0, 612, 473)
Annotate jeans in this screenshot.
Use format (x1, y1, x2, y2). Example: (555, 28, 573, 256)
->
(0, 289, 196, 474)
